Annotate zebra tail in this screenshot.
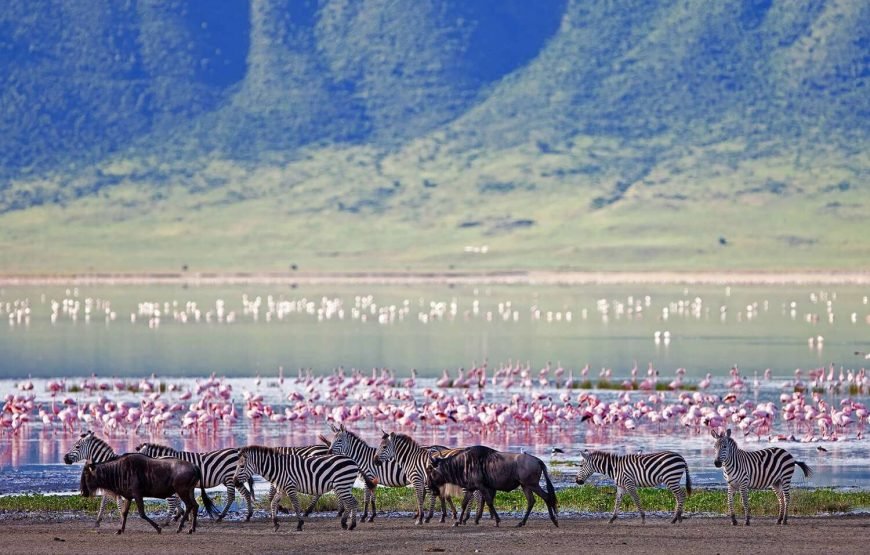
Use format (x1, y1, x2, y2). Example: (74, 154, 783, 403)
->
(796, 461, 813, 479)
(195, 467, 217, 517)
(362, 470, 379, 490)
(540, 460, 557, 511)
(685, 465, 693, 497)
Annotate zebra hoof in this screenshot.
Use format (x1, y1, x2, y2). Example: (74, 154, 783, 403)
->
(187, 528, 195, 535)
(296, 521, 304, 532)
(115, 530, 124, 535)
(349, 520, 357, 531)
(515, 521, 525, 528)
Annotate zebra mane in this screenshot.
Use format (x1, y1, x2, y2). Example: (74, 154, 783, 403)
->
(392, 433, 422, 449)
(239, 445, 277, 457)
(339, 428, 371, 447)
(137, 442, 181, 455)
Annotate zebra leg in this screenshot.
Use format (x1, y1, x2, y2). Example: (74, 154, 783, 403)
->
(669, 483, 685, 524)
(782, 487, 791, 525)
(727, 485, 738, 526)
(609, 486, 625, 524)
(454, 490, 471, 527)
(286, 487, 304, 532)
(773, 483, 785, 525)
(740, 485, 750, 526)
(361, 485, 371, 522)
(425, 488, 437, 523)
(626, 485, 645, 524)
(94, 493, 109, 528)
(368, 485, 377, 522)
(340, 490, 358, 531)
(269, 484, 289, 514)
(118, 497, 131, 535)
(270, 488, 283, 531)
(414, 480, 426, 525)
(303, 494, 322, 517)
(216, 481, 235, 521)
(475, 490, 485, 524)
(238, 481, 254, 521)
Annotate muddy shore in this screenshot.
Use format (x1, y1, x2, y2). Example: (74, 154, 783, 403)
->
(1, 513, 868, 554)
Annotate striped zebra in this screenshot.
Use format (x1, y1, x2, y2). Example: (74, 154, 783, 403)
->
(136, 442, 254, 522)
(575, 449, 692, 524)
(711, 428, 812, 525)
(63, 431, 129, 527)
(233, 445, 360, 531)
(374, 431, 469, 525)
(265, 441, 334, 518)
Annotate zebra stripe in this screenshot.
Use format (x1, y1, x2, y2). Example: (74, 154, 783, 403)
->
(575, 449, 692, 524)
(374, 431, 445, 525)
(327, 424, 409, 522)
(63, 431, 125, 527)
(712, 428, 812, 525)
(136, 442, 253, 522)
(233, 445, 359, 531)
(265, 443, 333, 517)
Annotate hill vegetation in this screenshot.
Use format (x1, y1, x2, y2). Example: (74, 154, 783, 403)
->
(0, 0, 867, 273)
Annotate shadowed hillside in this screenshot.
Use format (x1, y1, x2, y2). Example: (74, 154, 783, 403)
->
(0, 0, 867, 273)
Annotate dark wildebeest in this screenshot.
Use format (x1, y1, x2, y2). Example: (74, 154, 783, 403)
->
(79, 453, 216, 534)
(427, 445, 558, 528)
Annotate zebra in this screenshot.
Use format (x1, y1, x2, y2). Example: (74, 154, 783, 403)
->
(136, 442, 254, 522)
(375, 431, 479, 525)
(575, 449, 692, 524)
(63, 430, 129, 527)
(711, 428, 812, 525)
(265, 440, 335, 518)
(233, 445, 360, 531)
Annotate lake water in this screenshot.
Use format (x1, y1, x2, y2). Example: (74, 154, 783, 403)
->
(1, 283, 869, 494)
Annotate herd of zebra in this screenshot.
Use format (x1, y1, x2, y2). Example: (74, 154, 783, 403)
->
(63, 425, 813, 534)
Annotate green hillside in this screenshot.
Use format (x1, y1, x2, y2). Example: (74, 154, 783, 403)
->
(0, 0, 867, 274)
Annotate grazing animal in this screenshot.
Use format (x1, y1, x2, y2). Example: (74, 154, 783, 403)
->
(233, 446, 360, 531)
(266, 441, 338, 518)
(424, 446, 485, 524)
(64, 431, 182, 526)
(575, 450, 692, 524)
(136, 442, 254, 522)
(712, 428, 813, 525)
(79, 453, 216, 534)
(427, 445, 559, 528)
(374, 431, 460, 525)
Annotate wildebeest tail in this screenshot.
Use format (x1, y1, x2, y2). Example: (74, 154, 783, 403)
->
(540, 460, 557, 511)
(195, 466, 217, 517)
(796, 461, 813, 479)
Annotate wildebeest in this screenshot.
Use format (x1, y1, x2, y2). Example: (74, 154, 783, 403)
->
(427, 445, 558, 528)
(79, 453, 216, 534)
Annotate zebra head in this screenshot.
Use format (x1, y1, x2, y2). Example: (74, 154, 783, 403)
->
(373, 430, 395, 467)
(327, 423, 350, 456)
(711, 428, 734, 468)
(64, 430, 97, 464)
(575, 450, 596, 485)
(233, 448, 256, 488)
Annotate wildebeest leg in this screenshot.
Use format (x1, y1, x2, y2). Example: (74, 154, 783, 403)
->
(135, 496, 162, 533)
(517, 486, 536, 527)
(177, 489, 198, 534)
(117, 497, 131, 535)
(482, 489, 500, 527)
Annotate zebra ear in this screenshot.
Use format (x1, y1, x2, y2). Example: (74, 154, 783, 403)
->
(710, 429, 719, 439)
(340, 423, 346, 432)
(329, 422, 339, 433)
(725, 428, 732, 438)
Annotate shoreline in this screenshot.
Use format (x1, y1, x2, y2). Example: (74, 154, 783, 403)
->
(2, 270, 870, 286)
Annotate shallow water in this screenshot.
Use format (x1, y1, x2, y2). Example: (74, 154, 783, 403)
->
(1, 284, 868, 379)
(1, 284, 869, 494)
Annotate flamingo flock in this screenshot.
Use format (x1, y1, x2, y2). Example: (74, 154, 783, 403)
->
(2, 362, 869, 446)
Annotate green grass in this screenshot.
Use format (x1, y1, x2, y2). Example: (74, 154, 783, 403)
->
(4, 488, 869, 517)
